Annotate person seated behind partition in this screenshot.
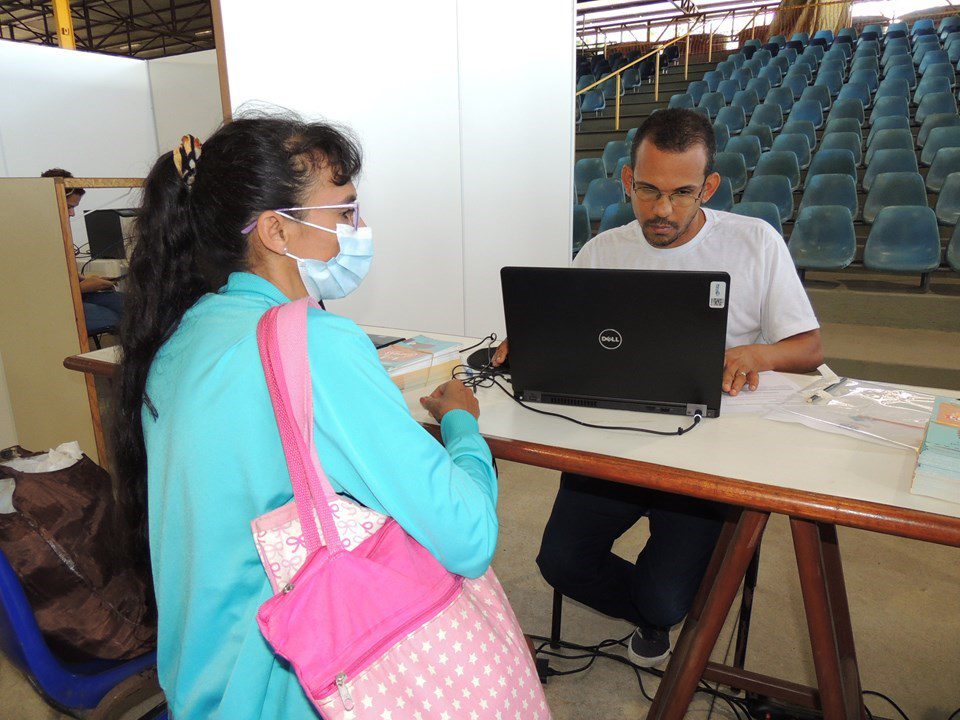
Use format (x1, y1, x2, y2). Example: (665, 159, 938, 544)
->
(41, 168, 124, 335)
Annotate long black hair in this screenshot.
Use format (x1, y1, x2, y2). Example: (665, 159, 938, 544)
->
(112, 113, 362, 566)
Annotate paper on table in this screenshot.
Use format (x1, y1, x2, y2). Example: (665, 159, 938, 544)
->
(720, 372, 809, 414)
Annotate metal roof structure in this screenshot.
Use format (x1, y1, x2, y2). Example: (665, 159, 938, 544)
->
(0, 0, 213, 59)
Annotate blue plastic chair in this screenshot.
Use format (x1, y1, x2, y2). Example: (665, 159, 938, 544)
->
(602, 140, 630, 176)
(713, 121, 730, 152)
(704, 70, 723, 92)
(580, 89, 605, 114)
(919, 50, 950, 76)
(754, 150, 801, 190)
(882, 54, 913, 77)
(948, 224, 960, 273)
(827, 98, 865, 125)
(813, 29, 834, 45)
(865, 128, 915, 165)
(824, 117, 863, 140)
(742, 124, 774, 152)
(781, 120, 817, 152)
(716, 105, 746, 135)
(814, 70, 844, 99)
(598, 202, 637, 233)
(717, 60, 736, 79)
(819, 59, 846, 80)
(746, 76, 772, 102)
(583, 178, 624, 221)
(759, 65, 783, 89)
(864, 149, 919, 190)
(801, 85, 832, 114)
(916, 91, 958, 125)
(922, 126, 960, 166)
(731, 201, 783, 235)
(786, 62, 812, 85)
(573, 204, 591, 251)
(753, 49, 773, 67)
(789, 206, 857, 270)
(791, 32, 810, 46)
(765, 87, 795, 114)
(875, 78, 911, 102)
(698, 91, 726, 119)
(773, 132, 812, 169)
(863, 172, 929, 224)
(798, 173, 859, 218)
(687, 80, 709, 104)
(732, 68, 754, 90)
(919, 113, 960, 148)
(788, 99, 824, 130)
(783, 74, 809, 102)
(0, 549, 159, 714)
(743, 57, 764, 77)
(939, 16, 960, 35)
(920, 63, 956, 88)
(884, 64, 917, 89)
(742, 175, 794, 222)
(864, 206, 942, 282)
(732, 88, 759, 117)
(703, 177, 734, 211)
(870, 95, 909, 125)
(749, 103, 783, 132)
(669, 92, 695, 109)
(926, 147, 960, 193)
(576, 75, 596, 92)
(725, 134, 762, 171)
(837, 27, 858, 45)
(850, 55, 880, 75)
(867, 115, 911, 147)
(912, 18, 935, 35)
(819, 131, 863, 165)
(717, 79, 740, 103)
(715, 151, 748, 193)
(807, 149, 858, 183)
(574, 158, 606, 195)
(625, 126, 639, 145)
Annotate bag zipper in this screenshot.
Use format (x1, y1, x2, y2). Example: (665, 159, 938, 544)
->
(335, 672, 354, 711)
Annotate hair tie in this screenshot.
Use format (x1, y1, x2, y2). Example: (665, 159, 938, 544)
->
(172, 134, 202, 187)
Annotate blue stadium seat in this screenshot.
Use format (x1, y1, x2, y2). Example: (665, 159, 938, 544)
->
(769, 34, 787, 48)
(875, 78, 911, 102)
(786, 62, 812, 84)
(713, 121, 730, 152)
(743, 58, 764, 78)
(864, 149, 919, 190)
(602, 140, 631, 176)
(884, 64, 917, 89)
(935, 172, 960, 224)
(814, 69, 844, 98)
(836, 82, 871, 111)
(742, 124, 774, 152)
(580, 89, 605, 114)
(704, 71, 723, 92)
(783, 74, 809, 101)
(837, 27, 858, 45)
(855, 38, 880, 56)
(625, 126, 639, 145)
(669, 92, 695, 109)
(716, 105, 746, 135)
(791, 32, 810, 46)
(789, 206, 857, 270)
(949, 224, 960, 273)
(916, 91, 958, 124)
(615, 155, 632, 181)
(918, 113, 960, 148)
(753, 49, 773, 67)
(600, 77, 625, 101)
(754, 150, 801, 190)
(870, 95, 910, 125)
(576, 75, 596, 92)
(863, 172, 928, 223)
(807, 149, 858, 182)
(912, 18, 935, 35)
(715, 151, 748, 193)
(750, 102, 783, 132)
(574, 158, 606, 195)
(583, 178, 624, 221)
(573, 204, 591, 251)
(921, 126, 960, 166)
(746, 76, 772, 101)
(731, 201, 783, 235)
(850, 56, 880, 76)
(742, 174, 794, 222)
(813, 29, 834, 45)
(798, 173, 859, 218)
(781, 119, 817, 151)
(919, 50, 950, 76)
(622, 67, 641, 91)
(732, 68, 754, 90)
(864, 128, 914, 165)
(732, 88, 760, 117)
(698, 91, 726, 119)
(819, 59, 846, 79)
(717, 79, 740, 103)
(765, 87, 795, 114)
(819, 131, 863, 165)
(770, 54, 791, 77)
(828, 98, 865, 125)
(848, 69, 880, 95)
(759, 65, 784, 88)
(772, 131, 812, 168)
(703, 177, 734, 211)
(927, 147, 960, 192)
(921, 63, 956, 88)
(867, 115, 911, 147)
(716, 60, 736, 79)
(939, 16, 960, 35)
(788, 99, 824, 130)
(726, 134, 762, 171)
(882, 54, 914, 76)
(824, 117, 863, 139)
(728, 52, 746, 69)
(864, 207, 942, 281)
(598, 202, 637, 233)
(687, 80, 708, 104)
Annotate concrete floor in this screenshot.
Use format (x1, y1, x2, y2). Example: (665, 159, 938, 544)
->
(4, 460, 958, 720)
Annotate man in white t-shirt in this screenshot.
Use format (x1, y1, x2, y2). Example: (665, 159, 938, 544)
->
(492, 108, 822, 667)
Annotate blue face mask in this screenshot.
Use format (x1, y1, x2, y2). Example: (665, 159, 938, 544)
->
(284, 223, 374, 301)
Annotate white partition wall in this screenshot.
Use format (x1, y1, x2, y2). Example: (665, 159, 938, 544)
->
(219, 1, 575, 337)
(148, 50, 224, 151)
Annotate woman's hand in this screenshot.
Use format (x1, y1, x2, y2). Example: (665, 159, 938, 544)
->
(491, 340, 509, 367)
(420, 380, 480, 422)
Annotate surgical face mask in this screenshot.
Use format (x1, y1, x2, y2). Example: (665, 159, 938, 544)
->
(285, 222, 374, 301)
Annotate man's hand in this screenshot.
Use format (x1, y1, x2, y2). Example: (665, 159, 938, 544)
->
(491, 340, 509, 367)
(419, 380, 480, 422)
(79, 275, 115, 293)
(723, 344, 770, 396)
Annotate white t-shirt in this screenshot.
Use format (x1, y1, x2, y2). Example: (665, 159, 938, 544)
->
(573, 208, 819, 349)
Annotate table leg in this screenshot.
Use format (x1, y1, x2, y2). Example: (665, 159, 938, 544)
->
(647, 508, 769, 720)
(791, 518, 866, 720)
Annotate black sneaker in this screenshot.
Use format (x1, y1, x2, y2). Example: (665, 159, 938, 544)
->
(627, 625, 670, 667)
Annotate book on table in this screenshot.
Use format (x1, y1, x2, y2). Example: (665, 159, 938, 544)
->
(378, 335, 462, 391)
(911, 397, 960, 504)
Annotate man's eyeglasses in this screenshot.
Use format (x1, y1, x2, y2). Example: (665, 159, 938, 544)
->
(631, 180, 706, 209)
(241, 202, 360, 235)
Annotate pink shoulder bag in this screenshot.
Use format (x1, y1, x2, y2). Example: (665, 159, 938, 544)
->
(254, 298, 551, 719)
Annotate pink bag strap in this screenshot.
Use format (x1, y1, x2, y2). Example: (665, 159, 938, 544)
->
(257, 298, 344, 555)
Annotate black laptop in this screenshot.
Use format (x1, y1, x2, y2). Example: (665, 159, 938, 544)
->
(500, 267, 730, 418)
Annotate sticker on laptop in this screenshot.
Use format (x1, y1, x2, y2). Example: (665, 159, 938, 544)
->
(709, 281, 726, 309)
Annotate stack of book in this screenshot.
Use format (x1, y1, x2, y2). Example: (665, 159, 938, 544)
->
(912, 396, 960, 504)
(378, 336, 462, 391)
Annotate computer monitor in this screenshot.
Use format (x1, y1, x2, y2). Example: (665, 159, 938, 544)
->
(84, 209, 136, 260)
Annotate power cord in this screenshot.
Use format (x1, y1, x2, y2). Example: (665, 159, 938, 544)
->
(863, 691, 910, 720)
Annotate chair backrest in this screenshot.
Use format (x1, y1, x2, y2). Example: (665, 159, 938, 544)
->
(742, 174, 794, 222)
(717, 79, 740, 103)
(864, 206, 942, 273)
(850, 56, 880, 74)
(789, 206, 857, 270)
(703, 177, 734, 211)
(867, 114, 911, 146)
(731, 201, 783, 235)
(669, 92, 695, 109)
(789, 99, 824, 130)
(820, 131, 862, 165)
(754, 150, 801, 189)
(807, 148, 858, 181)
(916, 91, 958, 124)
(598, 202, 637, 234)
(759, 65, 783, 88)
(580, 89, 605, 113)
(750, 103, 783, 131)
(919, 50, 950, 75)
(815, 69, 844, 96)
(583, 178, 625, 221)
(765, 87, 794, 114)
(732, 89, 760, 116)
(848, 68, 880, 94)
(732, 68, 754, 89)
(864, 128, 914, 165)
(771, 132, 812, 168)
(870, 95, 909, 123)
(786, 62, 812, 83)
(922, 125, 960, 166)
(828, 98, 865, 125)
(927, 146, 960, 193)
(824, 117, 863, 139)
(863, 172, 928, 223)
(783, 74, 809, 101)
(574, 158, 606, 195)
(602, 140, 630, 176)
(713, 121, 730, 152)
(687, 80, 709, 104)
(714, 151, 748, 193)
(725, 134, 762, 170)
(716, 105, 746, 134)
(864, 149, 919, 190)
(746, 76, 772, 101)
(875, 77, 911, 101)
(798, 173, 859, 218)
(918, 113, 960, 148)
(781, 119, 817, 150)
(884, 64, 917, 89)
(576, 75, 596, 92)
(573, 204, 591, 250)
(698, 91, 726, 118)
(704, 70, 723, 91)
(741, 124, 774, 152)
(920, 63, 956, 84)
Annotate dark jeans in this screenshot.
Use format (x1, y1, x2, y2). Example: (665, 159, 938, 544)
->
(536, 472, 726, 630)
(82, 291, 124, 334)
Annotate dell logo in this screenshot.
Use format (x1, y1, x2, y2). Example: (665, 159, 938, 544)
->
(598, 329, 623, 350)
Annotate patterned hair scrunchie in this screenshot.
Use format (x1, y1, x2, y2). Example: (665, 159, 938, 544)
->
(172, 134, 202, 187)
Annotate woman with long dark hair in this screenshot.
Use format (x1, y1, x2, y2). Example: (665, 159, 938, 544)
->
(113, 115, 498, 719)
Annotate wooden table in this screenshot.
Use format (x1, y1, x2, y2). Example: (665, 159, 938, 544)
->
(66, 332, 960, 719)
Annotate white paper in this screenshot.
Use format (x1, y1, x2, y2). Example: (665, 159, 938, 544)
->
(721, 372, 809, 415)
(1, 441, 82, 473)
(0, 478, 14, 514)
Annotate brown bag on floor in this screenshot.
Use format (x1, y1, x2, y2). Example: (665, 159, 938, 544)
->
(0, 447, 156, 661)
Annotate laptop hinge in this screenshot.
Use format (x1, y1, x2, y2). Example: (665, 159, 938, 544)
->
(685, 404, 708, 417)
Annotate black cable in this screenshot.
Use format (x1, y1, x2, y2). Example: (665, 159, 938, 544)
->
(458, 332, 498, 355)
(863, 690, 911, 720)
(947, 707, 960, 720)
